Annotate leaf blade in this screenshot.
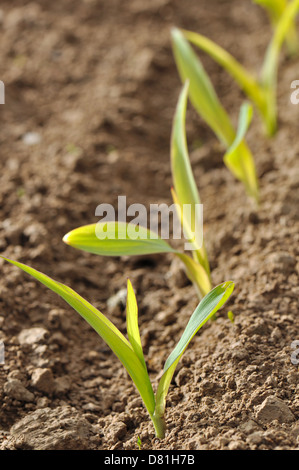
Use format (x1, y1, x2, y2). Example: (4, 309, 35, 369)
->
(63, 222, 176, 257)
(1, 256, 156, 416)
(170, 82, 210, 275)
(182, 28, 266, 117)
(224, 102, 259, 202)
(126, 279, 147, 370)
(171, 27, 236, 147)
(154, 281, 234, 418)
(261, 0, 299, 134)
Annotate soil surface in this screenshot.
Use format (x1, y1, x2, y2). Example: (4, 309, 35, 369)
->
(0, 0, 298, 450)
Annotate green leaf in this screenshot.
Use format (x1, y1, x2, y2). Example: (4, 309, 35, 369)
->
(171, 82, 210, 275)
(171, 28, 258, 202)
(182, 28, 266, 119)
(171, 27, 236, 147)
(63, 222, 176, 257)
(0, 256, 156, 417)
(261, 0, 299, 133)
(253, 0, 298, 56)
(126, 279, 147, 370)
(182, 0, 299, 135)
(253, 0, 287, 23)
(154, 281, 234, 418)
(224, 102, 259, 203)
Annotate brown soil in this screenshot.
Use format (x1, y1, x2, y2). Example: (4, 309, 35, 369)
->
(0, 0, 298, 451)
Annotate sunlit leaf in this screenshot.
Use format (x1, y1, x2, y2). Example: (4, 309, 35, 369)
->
(170, 81, 210, 275)
(126, 279, 147, 370)
(171, 27, 236, 147)
(154, 281, 234, 418)
(253, 0, 298, 55)
(0, 256, 156, 416)
(63, 222, 176, 257)
(181, 0, 299, 135)
(224, 102, 259, 203)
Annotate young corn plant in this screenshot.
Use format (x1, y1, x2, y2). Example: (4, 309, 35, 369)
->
(0, 255, 234, 438)
(253, 0, 299, 55)
(175, 0, 299, 136)
(171, 29, 259, 203)
(63, 83, 213, 300)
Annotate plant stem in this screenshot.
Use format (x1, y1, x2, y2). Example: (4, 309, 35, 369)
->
(151, 414, 166, 439)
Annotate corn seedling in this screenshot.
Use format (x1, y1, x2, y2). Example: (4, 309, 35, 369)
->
(63, 83, 213, 300)
(171, 29, 259, 203)
(175, 0, 299, 136)
(253, 0, 299, 55)
(0, 256, 234, 438)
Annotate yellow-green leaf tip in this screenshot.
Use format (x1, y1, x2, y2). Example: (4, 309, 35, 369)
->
(62, 231, 71, 245)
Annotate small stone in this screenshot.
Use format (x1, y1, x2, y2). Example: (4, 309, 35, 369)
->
(239, 419, 260, 434)
(228, 440, 247, 450)
(18, 327, 49, 346)
(36, 397, 49, 408)
(8, 406, 92, 450)
(175, 367, 191, 387)
(82, 403, 101, 412)
(54, 376, 71, 395)
(107, 289, 127, 316)
(47, 309, 71, 331)
(2, 219, 22, 245)
(247, 431, 265, 446)
(271, 326, 282, 341)
(155, 310, 176, 325)
(22, 132, 41, 146)
(7, 370, 25, 381)
(31, 368, 54, 394)
(50, 332, 68, 347)
(4, 379, 34, 402)
(107, 421, 127, 443)
(268, 252, 296, 274)
(255, 396, 295, 424)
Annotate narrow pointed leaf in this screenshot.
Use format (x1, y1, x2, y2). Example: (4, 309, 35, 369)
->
(126, 279, 147, 370)
(182, 0, 299, 136)
(224, 102, 259, 202)
(171, 27, 236, 147)
(154, 281, 234, 418)
(171, 187, 210, 277)
(171, 82, 210, 275)
(261, 0, 299, 134)
(63, 222, 176, 257)
(182, 28, 266, 115)
(1, 256, 156, 416)
(171, 28, 258, 202)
